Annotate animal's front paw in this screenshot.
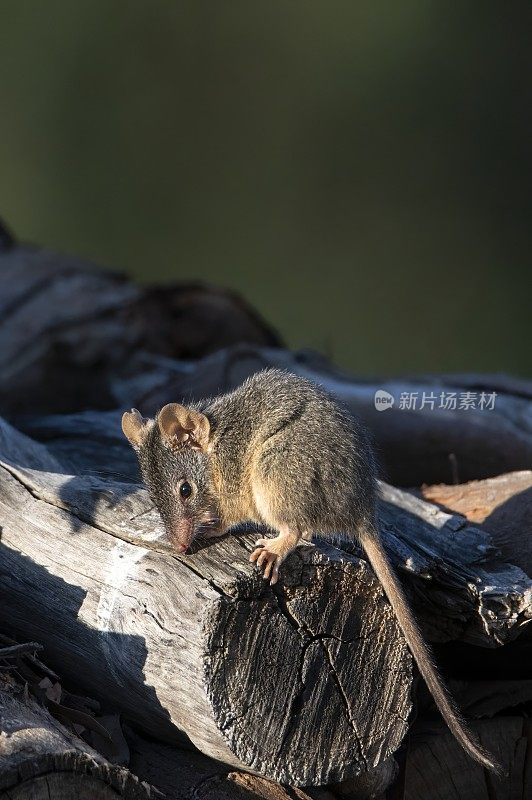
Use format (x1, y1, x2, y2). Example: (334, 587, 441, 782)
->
(250, 538, 286, 585)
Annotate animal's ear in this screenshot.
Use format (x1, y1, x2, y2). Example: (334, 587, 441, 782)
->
(122, 409, 149, 449)
(158, 404, 211, 452)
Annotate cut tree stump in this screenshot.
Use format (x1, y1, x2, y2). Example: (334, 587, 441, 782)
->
(0, 416, 530, 786)
(0, 676, 154, 800)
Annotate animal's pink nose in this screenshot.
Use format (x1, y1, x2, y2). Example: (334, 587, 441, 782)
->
(175, 543, 188, 554)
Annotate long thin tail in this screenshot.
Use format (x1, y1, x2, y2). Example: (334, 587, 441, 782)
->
(360, 528, 500, 772)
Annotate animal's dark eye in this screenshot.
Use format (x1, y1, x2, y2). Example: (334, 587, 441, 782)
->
(180, 481, 192, 500)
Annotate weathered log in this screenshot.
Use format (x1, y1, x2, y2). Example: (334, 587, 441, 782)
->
(14, 409, 532, 646)
(0, 626, 395, 800)
(420, 471, 532, 577)
(89, 343, 532, 487)
(2, 235, 530, 488)
(0, 417, 530, 786)
(5, 239, 532, 486)
(0, 676, 154, 799)
(123, 683, 532, 800)
(126, 725, 322, 800)
(402, 676, 532, 798)
(137, 282, 282, 360)
(0, 242, 280, 416)
(0, 417, 413, 786)
(4, 238, 531, 485)
(419, 471, 532, 688)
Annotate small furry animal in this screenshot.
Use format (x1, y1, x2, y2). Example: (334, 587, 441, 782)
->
(122, 368, 498, 772)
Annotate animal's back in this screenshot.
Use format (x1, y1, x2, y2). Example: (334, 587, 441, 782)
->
(220, 369, 378, 534)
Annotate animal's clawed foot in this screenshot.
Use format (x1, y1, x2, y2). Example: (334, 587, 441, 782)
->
(250, 537, 287, 585)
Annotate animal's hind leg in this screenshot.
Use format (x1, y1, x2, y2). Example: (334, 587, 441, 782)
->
(250, 526, 303, 585)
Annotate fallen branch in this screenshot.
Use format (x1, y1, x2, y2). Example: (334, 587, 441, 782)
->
(0, 641, 43, 660)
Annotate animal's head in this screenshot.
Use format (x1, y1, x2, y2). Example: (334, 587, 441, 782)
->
(122, 404, 220, 553)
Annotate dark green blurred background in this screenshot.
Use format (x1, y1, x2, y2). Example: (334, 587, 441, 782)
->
(1, 2, 530, 376)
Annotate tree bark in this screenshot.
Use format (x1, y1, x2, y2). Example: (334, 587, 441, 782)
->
(0, 677, 153, 800)
(0, 417, 530, 786)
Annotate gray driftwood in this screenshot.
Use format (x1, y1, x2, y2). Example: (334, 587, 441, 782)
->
(0, 677, 153, 800)
(0, 417, 530, 786)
